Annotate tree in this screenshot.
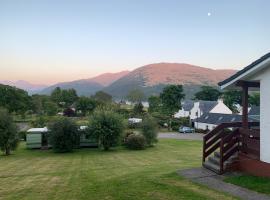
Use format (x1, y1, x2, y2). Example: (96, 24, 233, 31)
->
(194, 86, 221, 101)
(249, 92, 260, 106)
(44, 101, 58, 116)
(88, 109, 124, 151)
(223, 90, 242, 113)
(160, 85, 185, 130)
(93, 91, 112, 102)
(62, 89, 78, 106)
(133, 102, 144, 116)
(0, 84, 31, 114)
(49, 118, 79, 153)
(76, 96, 97, 116)
(148, 96, 161, 113)
(0, 108, 19, 155)
(51, 87, 62, 104)
(51, 87, 78, 106)
(127, 89, 145, 103)
(31, 94, 54, 115)
(141, 116, 158, 146)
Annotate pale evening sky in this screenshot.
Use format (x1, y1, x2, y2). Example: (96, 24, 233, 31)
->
(0, 0, 269, 85)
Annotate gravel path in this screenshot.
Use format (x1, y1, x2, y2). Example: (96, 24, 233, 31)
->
(158, 132, 203, 141)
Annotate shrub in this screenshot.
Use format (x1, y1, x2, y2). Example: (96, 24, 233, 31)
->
(126, 134, 146, 150)
(141, 116, 158, 146)
(49, 117, 79, 153)
(123, 131, 135, 144)
(88, 109, 124, 151)
(0, 108, 19, 155)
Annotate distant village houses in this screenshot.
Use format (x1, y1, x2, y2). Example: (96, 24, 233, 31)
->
(174, 99, 260, 131)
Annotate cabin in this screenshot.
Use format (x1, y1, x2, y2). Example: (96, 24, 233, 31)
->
(26, 126, 98, 149)
(26, 127, 49, 149)
(202, 52, 270, 177)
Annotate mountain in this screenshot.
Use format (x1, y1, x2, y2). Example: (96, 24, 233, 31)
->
(0, 80, 47, 94)
(39, 71, 130, 96)
(90, 71, 130, 86)
(103, 63, 237, 99)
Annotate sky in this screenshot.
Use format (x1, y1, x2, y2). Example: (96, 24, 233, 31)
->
(0, 0, 269, 85)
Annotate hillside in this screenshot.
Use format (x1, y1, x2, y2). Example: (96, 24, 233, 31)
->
(103, 63, 236, 99)
(90, 71, 130, 86)
(39, 71, 129, 96)
(0, 80, 47, 94)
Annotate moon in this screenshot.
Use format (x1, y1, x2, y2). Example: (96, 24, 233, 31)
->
(207, 12, 211, 16)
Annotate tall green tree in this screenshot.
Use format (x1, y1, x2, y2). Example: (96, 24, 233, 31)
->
(133, 102, 144, 116)
(0, 108, 19, 155)
(148, 96, 161, 113)
(194, 86, 221, 101)
(51, 87, 78, 106)
(127, 89, 145, 103)
(44, 101, 58, 116)
(76, 97, 97, 116)
(160, 85, 185, 130)
(61, 89, 78, 106)
(223, 90, 242, 113)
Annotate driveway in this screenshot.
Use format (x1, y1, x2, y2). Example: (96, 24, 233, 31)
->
(158, 132, 203, 141)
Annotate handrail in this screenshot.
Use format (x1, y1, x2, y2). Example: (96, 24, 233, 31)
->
(202, 121, 260, 172)
(203, 122, 242, 162)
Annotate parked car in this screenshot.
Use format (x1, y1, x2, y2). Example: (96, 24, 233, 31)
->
(179, 126, 194, 133)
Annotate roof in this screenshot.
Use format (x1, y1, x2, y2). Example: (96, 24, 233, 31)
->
(194, 113, 259, 125)
(199, 101, 218, 114)
(218, 52, 270, 88)
(182, 100, 194, 111)
(249, 105, 260, 116)
(27, 127, 48, 133)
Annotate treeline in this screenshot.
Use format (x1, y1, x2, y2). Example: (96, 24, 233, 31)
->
(0, 84, 114, 117)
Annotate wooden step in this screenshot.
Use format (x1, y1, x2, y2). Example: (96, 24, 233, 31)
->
(203, 161, 221, 174)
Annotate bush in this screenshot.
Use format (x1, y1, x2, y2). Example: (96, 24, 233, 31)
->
(88, 109, 124, 151)
(123, 131, 135, 144)
(126, 134, 146, 150)
(0, 108, 19, 155)
(49, 117, 79, 153)
(141, 116, 158, 146)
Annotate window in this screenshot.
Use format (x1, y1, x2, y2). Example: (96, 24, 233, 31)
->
(218, 117, 223, 121)
(231, 117, 236, 122)
(205, 116, 209, 119)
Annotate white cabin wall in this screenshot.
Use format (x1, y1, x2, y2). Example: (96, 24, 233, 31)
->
(250, 66, 270, 163)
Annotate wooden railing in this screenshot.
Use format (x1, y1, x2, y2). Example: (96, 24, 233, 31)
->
(203, 122, 260, 174)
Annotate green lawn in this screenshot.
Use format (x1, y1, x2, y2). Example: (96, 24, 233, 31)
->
(225, 175, 270, 195)
(0, 139, 236, 200)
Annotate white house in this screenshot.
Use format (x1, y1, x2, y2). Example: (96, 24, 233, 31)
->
(216, 52, 270, 176)
(174, 99, 232, 119)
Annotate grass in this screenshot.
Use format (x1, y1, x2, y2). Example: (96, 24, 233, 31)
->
(225, 175, 270, 195)
(0, 139, 237, 200)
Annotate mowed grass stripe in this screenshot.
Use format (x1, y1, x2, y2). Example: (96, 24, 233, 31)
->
(0, 139, 237, 200)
